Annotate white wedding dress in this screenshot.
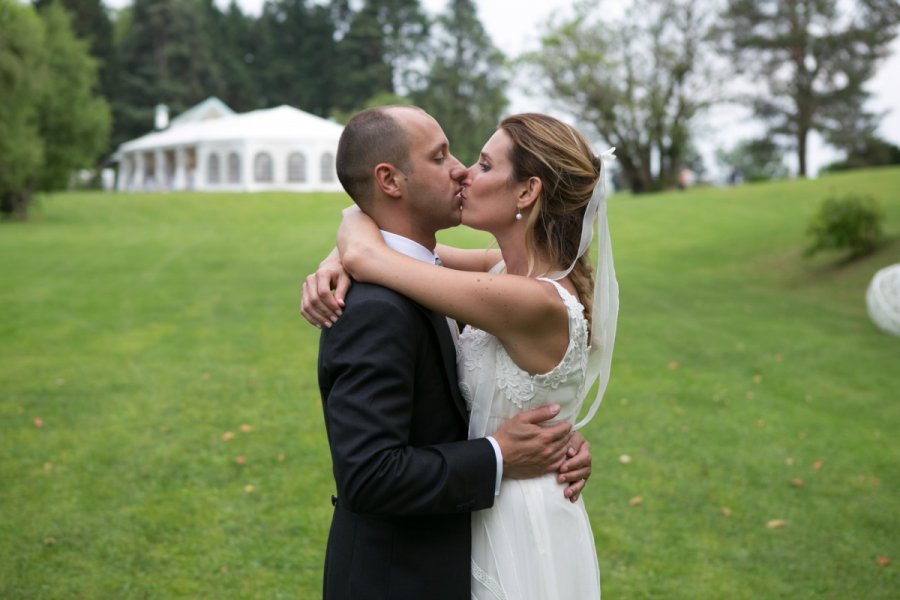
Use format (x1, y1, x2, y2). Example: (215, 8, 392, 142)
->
(457, 278, 601, 600)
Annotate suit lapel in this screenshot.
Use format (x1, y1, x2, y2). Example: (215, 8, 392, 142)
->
(422, 309, 469, 422)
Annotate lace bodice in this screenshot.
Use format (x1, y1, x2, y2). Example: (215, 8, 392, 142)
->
(457, 278, 590, 435)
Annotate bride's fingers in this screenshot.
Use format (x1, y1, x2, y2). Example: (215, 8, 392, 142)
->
(301, 283, 335, 328)
(563, 477, 587, 502)
(558, 466, 590, 484)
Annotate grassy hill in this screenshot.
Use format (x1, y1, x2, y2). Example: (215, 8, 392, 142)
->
(2, 167, 898, 598)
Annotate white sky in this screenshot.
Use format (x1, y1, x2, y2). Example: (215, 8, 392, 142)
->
(105, 0, 900, 176)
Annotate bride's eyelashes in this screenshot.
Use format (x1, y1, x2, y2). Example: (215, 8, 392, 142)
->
(479, 162, 491, 172)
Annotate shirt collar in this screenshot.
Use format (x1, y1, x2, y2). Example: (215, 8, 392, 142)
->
(380, 230, 438, 264)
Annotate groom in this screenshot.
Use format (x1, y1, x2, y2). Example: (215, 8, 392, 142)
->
(306, 106, 591, 600)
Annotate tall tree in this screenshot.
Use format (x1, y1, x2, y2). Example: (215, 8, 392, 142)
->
(112, 0, 224, 147)
(719, 0, 900, 177)
(34, 0, 115, 100)
(332, 0, 429, 112)
(35, 2, 111, 190)
(0, 1, 110, 217)
(526, 0, 719, 192)
(0, 1, 46, 217)
(204, 0, 262, 112)
(255, 0, 339, 115)
(410, 0, 507, 164)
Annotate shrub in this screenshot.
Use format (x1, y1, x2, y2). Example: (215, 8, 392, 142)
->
(805, 194, 884, 259)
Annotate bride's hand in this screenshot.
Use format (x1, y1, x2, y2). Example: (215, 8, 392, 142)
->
(558, 432, 592, 502)
(300, 247, 351, 329)
(336, 206, 384, 277)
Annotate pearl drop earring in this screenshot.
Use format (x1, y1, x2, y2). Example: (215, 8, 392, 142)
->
(515, 209, 523, 221)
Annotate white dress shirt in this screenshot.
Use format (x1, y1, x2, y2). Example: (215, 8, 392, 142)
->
(380, 230, 504, 494)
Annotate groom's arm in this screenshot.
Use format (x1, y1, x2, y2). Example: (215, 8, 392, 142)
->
(319, 291, 497, 517)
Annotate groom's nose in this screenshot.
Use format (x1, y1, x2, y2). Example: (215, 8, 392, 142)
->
(449, 156, 468, 183)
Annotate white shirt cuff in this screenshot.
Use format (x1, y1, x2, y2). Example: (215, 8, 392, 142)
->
(486, 436, 503, 495)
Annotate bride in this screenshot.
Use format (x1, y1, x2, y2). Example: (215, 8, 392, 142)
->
(310, 113, 617, 599)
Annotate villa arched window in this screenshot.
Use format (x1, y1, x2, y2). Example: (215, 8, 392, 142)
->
(287, 152, 307, 183)
(207, 153, 221, 184)
(227, 152, 241, 183)
(254, 152, 274, 182)
(320, 152, 335, 183)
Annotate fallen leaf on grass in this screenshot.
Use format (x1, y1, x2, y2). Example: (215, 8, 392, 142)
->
(17, 406, 25, 414)
(33, 418, 44, 428)
(877, 556, 890, 567)
(813, 460, 824, 470)
(221, 432, 235, 441)
(785, 457, 795, 466)
(629, 496, 643, 507)
(667, 361, 679, 370)
(774, 354, 783, 362)
(720, 507, 732, 516)
(55, 378, 65, 386)
(766, 519, 787, 529)
(746, 391, 755, 400)
(44, 537, 56, 546)
(752, 374, 762, 384)
(756, 419, 766, 427)
(791, 479, 804, 487)
(618, 454, 632, 464)
(235, 455, 246, 465)
(43, 463, 53, 471)
(201, 373, 210, 381)
(240, 424, 253, 433)
(277, 453, 285, 462)
(243, 485, 254, 494)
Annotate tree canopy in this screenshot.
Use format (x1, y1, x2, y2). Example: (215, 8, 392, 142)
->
(719, 0, 900, 177)
(1, 0, 110, 217)
(525, 0, 720, 192)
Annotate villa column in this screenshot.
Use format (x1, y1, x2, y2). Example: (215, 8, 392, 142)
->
(134, 153, 145, 191)
(155, 150, 166, 191)
(196, 146, 206, 191)
(174, 147, 186, 191)
(116, 154, 130, 191)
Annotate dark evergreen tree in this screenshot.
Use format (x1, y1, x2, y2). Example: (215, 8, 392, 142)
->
(719, 0, 900, 177)
(112, 0, 224, 148)
(410, 0, 508, 165)
(34, 0, 116, 100)
(255, 0, 339, 116)
(332, 0, 429, 112)
(205, 0, 262, 112)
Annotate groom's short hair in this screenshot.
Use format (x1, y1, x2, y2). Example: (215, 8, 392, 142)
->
(336, 106, 415, 206)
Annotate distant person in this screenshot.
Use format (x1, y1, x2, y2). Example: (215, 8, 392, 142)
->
(300, 106, 596, 600)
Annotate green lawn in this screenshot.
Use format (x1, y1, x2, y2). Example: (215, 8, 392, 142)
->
(2, 168, 898, 598)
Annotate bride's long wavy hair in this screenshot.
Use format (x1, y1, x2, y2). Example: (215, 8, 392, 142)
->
(499, 113, 601, 337)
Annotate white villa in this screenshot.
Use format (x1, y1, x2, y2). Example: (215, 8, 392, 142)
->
(114, 97, 344, 193)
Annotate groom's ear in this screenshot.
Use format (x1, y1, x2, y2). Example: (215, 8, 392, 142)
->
(373, 163, 404, 199)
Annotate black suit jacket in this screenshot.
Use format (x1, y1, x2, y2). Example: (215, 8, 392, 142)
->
(318, 282, 497, 600)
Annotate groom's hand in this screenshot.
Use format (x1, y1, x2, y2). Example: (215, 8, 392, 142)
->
(300, 248, 352, 329)
(493, 404, 572, 480)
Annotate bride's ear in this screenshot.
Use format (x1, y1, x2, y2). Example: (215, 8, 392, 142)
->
(374, 163, 404, 199)
(518, 176, 542, 210)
